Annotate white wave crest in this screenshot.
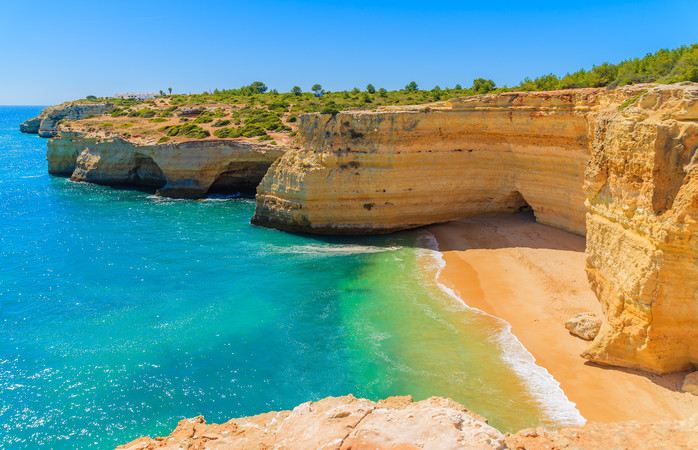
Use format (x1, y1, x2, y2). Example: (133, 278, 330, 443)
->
(274, 244, 403, 257)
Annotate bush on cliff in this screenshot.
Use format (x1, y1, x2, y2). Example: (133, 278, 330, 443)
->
(159, 124, 210, 139)
(212, 124, 268, 139)
(212, 119, 231, 127)
(128, 108, 157, 118)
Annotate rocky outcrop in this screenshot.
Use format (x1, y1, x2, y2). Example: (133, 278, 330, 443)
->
(682, 372, 698, 395)
(19, 116, 41, 134)
(117, 395, 506, 450)
(21, 102, 112, 137)
(252, 83, 698, 374)
(582, 84, 698, 374)
(48, 131, 285, 197)
(505, 416, 698, 449)
(565, 313, 601, 340)
(117, 395, 698, 449)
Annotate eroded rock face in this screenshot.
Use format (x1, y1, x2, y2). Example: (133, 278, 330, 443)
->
(20, 102, 112, 137)
(582, 84, 698, 374)
(117, 395, 506, 450)
(47, 132, 285, 198)
(253, 84, 698, 374)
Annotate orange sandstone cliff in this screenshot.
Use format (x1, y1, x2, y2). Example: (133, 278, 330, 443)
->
(252, 83, 698, 374)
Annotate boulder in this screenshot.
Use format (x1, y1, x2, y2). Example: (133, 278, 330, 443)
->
(682, 372, 698, 395)
(565, 312, 601, 340)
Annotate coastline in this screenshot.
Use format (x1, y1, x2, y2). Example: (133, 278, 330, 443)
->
(426, 213, 698, 424)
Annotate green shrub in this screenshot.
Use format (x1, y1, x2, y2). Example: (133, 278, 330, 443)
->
(110, 108, 126, 118)
(192, 115, 213, 124)
(287, 115, 297, 123)
(117, 122, 133, 128)
(321, 103, 340, 115)
(270, 140, 277, 145)
(159, 111, 173, 117)
(127, 108, 157, 118)
(212, 119, 231, 127)
(241, 124, 267, 137)
(258, 135, 273, 141)
(157, 136, 170, 143)
(618, 90, 647, 111)
(100, 122, 113, 128)
(159, 124, 210, 139)
(213, 127, 238, 138)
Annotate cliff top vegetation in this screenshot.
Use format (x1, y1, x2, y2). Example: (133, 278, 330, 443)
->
(61, 44, 697, 144)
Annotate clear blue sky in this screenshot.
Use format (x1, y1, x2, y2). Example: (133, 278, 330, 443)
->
(1, 0, 696, 105)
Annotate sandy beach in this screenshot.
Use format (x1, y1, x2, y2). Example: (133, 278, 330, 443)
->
(427, 212, 698, 424)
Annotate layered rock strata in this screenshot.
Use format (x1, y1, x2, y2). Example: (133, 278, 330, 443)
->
(582, 85, 698, 373)
(48, 131, 285, 197)
(253, 89, 606, 235)
(118, 395, 698, 449)
(21, 102, 112, 137)
(252, 84, 698, 374)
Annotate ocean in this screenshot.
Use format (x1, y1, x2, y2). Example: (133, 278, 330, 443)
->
(0, 106, 582, 448)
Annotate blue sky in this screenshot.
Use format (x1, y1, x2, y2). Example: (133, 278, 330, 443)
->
(1, 0, 696, 105)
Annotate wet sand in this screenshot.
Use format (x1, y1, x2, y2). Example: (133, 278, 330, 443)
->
(427, 213, 698, 424)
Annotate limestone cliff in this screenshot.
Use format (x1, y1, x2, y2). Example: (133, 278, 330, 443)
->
(21, 102, 112, 137)
(252, 88, 606, 235)
(582, 84, 698, 373)
(48, 131, 285, 198)
(252, 83, 698, 374)
(117, 395, 698, 449)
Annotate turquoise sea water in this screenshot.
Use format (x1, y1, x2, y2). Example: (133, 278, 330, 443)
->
(0, 106, 582, 448)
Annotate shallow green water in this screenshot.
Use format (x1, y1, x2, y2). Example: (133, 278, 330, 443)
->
(0, 106, 582, 448)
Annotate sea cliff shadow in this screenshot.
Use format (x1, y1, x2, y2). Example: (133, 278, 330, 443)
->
(582, 361, 691, 393)
(422, 211, 587, 253)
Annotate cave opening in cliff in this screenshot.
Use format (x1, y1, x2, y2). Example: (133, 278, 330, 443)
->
(509, 190, 535, 217)
(128, 154, 166, 189)
(207, 162, 271, 197)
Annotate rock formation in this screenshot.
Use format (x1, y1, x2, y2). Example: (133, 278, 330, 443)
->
(252, 83, 698, 374)
(682, 372, 698, 395)
(21, 102, 112, 137)
(581, 85, 698, 374)
(505, 415, 698, 449)
(252, 89, 602, 235)
(565, 312, 601, 340)
(117, 395, 506, 450)
(48, 131, 285, 198)
(117, 395, 698, 449)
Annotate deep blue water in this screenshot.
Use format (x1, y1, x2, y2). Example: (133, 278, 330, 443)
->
(0, 106, 578, 448)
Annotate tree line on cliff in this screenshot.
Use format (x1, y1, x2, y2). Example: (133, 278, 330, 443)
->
(82, 44, 698, 117)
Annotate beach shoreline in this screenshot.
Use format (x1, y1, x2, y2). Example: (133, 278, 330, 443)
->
(426, 213, 698, 425)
